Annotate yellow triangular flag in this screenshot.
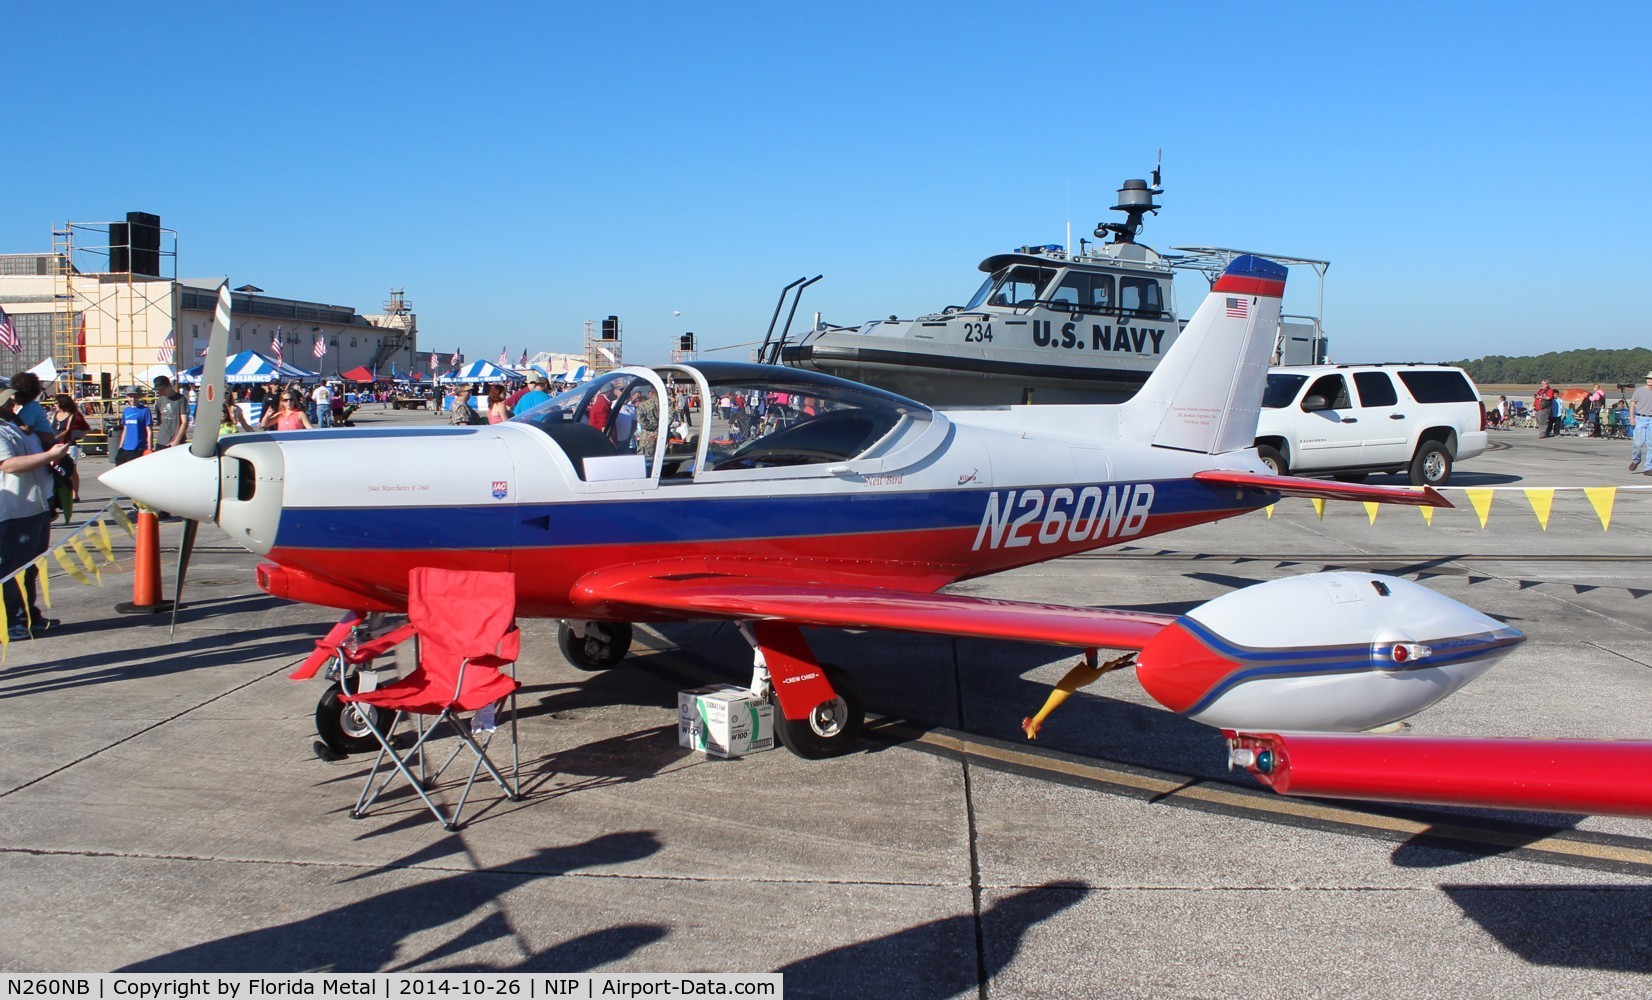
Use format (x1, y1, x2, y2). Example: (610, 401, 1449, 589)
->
(53, 547, 93, 587)
(1419, 505, 1435, 526)
(1584, 487, 1616, 531)
(93, 519, 115, 563)
(33, 558, 49, 610)
(70, 538, 101, 585)
(1465, 488, 1495, 528)
(1523, 488, 1555, 531)
(1363, 502, 1380, 525)
(0, 584, 8, 660)
(110, 503, 135, 537)
(1264, 504, 1275, 518)
(12, 576, 29, 629)
(1311, 498, 1326, 520)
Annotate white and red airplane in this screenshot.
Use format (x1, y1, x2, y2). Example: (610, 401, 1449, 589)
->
(103, 256, 1652, 817)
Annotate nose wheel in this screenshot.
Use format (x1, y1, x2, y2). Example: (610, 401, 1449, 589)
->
(315, 682, 383, 756)
(558, 620, 634, 671)
(772, 664, 863, 759)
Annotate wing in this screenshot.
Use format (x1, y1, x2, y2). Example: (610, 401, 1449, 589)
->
(1195, 470, 1449, 507)
(572, 575, 1173, 651)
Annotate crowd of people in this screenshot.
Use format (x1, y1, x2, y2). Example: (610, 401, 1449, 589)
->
(1486, 380, 1628, 438)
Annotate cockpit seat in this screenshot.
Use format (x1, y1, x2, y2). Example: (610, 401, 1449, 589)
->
(540, 421, 619, 481)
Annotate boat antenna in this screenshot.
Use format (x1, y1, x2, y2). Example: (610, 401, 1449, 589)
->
(1095, 164, 1163, 246)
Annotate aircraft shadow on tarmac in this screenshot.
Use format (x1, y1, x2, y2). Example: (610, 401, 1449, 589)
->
(0, 623, 316, 701)
(1441, 884, 1652, 972)
(118, 831, 670, 973)
(777, 881, 1088, 999)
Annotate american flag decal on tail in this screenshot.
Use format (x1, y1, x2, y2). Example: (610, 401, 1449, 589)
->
(1225, 297, 1248, 319)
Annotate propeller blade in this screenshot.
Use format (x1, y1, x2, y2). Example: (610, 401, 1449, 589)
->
(190, 283, 231, 460)
(169, 517, 199, 637)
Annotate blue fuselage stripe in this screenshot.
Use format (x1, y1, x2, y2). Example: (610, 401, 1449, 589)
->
(273, 479, 1250, 551)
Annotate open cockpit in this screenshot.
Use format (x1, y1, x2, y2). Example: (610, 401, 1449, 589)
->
(510, 362, 938, 486)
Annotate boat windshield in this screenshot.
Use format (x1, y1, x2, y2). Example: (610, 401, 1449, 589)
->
(1262, 373, 1309, 409)
(965, 265, 1058, 310)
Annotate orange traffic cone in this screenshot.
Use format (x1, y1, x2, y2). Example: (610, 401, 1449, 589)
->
(115, 510, 173, 615)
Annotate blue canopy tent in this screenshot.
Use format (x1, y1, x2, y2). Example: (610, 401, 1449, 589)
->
(435, 359, 525, 384)
(178, 350, 318, 384)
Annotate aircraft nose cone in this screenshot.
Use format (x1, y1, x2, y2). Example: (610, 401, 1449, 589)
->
(99, 446, 220, 522)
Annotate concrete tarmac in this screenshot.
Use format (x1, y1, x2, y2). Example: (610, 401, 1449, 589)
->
(3, 410, 1651, 996)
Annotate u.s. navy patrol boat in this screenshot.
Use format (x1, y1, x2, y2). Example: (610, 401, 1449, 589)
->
(769, 171, 1329, 405)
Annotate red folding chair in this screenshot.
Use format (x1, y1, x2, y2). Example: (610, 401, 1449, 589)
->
(337, 567, 523, 830)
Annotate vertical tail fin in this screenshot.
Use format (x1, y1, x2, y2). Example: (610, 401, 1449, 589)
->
(1120, 254, 1287, 454)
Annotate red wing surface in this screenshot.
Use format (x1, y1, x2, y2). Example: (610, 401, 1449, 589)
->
(1195, 470, 1450, 507)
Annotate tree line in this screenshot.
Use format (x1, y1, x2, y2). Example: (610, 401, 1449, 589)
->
(1450, 348, 1652, 387)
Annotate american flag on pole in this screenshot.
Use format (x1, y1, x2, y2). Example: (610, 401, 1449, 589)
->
(1225, 297, 1249, 319)
(498, 346, 509, 367)
(313, 334, 327, 359)
(0, 306, 17, 355)
(272, 326, 284, 364)
(158, 330, 176, 363)
(518, 348, 528, 367)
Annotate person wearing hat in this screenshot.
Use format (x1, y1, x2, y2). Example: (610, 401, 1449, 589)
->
(115, 388, 153, 466)
(151, 375, 189, 451)
(1630, 371, 1652, 473)
(514, 377, 553, 414)
(0, 388, 70, 639)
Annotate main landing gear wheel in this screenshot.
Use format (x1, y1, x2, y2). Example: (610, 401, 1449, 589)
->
(558, 621, 633, 671)
(773, 665, 864, 759)
(315, 682, 382, 756)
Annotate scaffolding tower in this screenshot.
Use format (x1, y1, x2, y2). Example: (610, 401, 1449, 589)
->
(52, 219, 179, 394)
(585, 315, 623, 375)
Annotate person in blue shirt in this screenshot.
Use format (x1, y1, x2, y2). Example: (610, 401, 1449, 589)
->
(513, 377, 553, 415)
(115, 388, 152, 465)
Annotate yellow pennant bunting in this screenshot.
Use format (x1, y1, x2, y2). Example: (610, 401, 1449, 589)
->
(32, 557, 49, 609)
(93, 520, 115, 563)
(53, 547, 93, 587)
(1264, 504, 1275, 519)
(1465, 488, 1495, 528)
(1584, 487, 1616, 531)
(110, 503, 135, 537)
(12, 577, 29, 629)
(1523, 488, 1555, 531)
(1419, 505, 1434, 526)
(1311, 498, 1326, 520)
(70, 538, 101, 585)
(1363, 502, 1380, 525)
(0, 585, 8, 660)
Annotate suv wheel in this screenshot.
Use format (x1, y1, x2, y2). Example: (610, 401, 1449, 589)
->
(1409, 441, 1452, 486)
(1257, 445, 1288, 476)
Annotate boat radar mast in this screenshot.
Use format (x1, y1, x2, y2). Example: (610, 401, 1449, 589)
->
(1096, 170, 1163, 246)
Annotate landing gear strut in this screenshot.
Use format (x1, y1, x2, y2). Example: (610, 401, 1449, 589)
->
(558, 620, 633, 670)
(741, 622, 866, 759)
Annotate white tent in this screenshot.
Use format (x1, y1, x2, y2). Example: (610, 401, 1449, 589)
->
(436, 359, 525, 384)
(177, 350, 319, 385)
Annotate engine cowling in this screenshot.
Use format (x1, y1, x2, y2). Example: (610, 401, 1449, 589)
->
(1135, 572, 1523, 732)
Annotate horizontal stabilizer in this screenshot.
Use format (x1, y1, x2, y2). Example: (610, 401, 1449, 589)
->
(1194, 470, 1450, 508)
(573, 575, 1173, 651)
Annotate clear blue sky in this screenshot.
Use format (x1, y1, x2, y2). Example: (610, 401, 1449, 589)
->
(7, 2, 1649, 365)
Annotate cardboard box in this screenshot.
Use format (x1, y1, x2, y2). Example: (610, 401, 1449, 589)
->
(678, 685, 774, 758)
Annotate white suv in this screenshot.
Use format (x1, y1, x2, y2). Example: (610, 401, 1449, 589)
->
(1253, 364, 1488, 486)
